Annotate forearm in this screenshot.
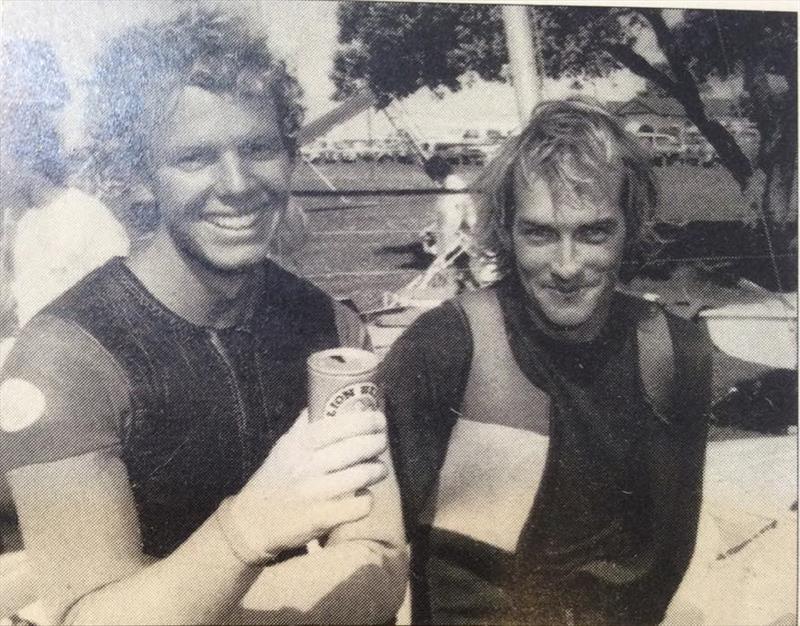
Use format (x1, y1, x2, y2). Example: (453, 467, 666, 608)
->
(236, 539, 407, 624)
(64, 508, 260, 626)
(10, 453, 261, 626)
(235, 456, 408, 625)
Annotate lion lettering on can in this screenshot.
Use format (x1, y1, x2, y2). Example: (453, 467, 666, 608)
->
(324, 382, 380, 418)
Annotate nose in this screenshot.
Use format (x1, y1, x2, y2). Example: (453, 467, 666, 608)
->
(215, 151, 253, 196)
(551, 237, 581, 281)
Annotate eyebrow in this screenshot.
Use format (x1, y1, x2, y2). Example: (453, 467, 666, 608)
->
(515, 217, 621, 228)
(163, 132, 283, 153)
(579, 218, 620, 229)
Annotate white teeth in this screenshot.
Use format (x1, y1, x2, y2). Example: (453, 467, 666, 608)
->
(206, 213, 262, 231)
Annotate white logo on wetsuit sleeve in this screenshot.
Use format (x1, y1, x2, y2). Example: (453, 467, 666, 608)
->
(0, 378, 46, 432)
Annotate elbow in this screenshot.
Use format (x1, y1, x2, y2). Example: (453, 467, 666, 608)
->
(368, 542, 409, 621)
(326, 540, 409, 624)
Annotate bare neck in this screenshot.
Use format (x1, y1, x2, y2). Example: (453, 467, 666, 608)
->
(125, 230, 261, 329)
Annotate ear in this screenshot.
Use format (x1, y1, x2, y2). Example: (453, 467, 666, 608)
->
(121, 182, 159, 234)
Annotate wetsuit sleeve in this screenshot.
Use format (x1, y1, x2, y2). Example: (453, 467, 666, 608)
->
(0, 314, 129, 471)
(378, 302, 472, 529)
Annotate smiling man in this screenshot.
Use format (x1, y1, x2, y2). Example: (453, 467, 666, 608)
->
(381, 99, 714, 625)
(0, 10, 405, 625)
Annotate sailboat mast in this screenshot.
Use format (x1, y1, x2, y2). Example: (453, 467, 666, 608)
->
(501, 5, 541, 125)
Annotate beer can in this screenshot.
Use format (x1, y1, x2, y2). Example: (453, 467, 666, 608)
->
(307, 347, 381, 422)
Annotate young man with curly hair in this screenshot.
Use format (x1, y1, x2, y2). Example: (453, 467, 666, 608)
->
(381, 99, 714, 625)
(0, 10, 405, 625)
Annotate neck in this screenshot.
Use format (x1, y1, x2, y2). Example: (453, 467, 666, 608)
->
(125, 230, 261, 329)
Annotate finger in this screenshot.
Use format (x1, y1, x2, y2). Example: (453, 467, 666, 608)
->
(310, 461, 388, 500)
(312, 433, 388, 474)
(316, 492, 374, 528)
(310, 410, 386, 449)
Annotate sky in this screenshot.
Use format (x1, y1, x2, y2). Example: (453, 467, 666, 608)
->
(0, 0, 683, 144)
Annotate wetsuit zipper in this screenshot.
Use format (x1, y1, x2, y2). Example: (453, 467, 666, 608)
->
(208, 330, 249, 479)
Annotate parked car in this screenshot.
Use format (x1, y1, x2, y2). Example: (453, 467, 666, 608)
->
(636, 131, 685, 166)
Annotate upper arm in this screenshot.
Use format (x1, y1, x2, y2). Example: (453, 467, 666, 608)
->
(0, 315, 142, 623)
(8, 451, 151, 624)
(0, 315, 129, 471)
(378, 303, 471, 527)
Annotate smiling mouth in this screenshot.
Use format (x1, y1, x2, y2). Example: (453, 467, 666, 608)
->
(546, 284, 599, 296)
(204, 212, 265, 232)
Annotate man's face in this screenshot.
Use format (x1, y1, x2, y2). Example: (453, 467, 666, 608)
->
(511, 171, 626, 334)
(148, 86, 292, 273)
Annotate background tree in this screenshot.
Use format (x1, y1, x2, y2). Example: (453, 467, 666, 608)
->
(333, 4, 797, 223)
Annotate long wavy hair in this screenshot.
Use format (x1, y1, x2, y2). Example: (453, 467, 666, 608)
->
(471, 97, 658, 280)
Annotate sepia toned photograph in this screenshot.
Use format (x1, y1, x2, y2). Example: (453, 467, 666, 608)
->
(0, 0, 796, 624)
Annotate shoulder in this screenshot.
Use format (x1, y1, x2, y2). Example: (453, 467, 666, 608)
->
(620, 293, 713, 421)
(1, 313, 129, 472)
(262, 261, 334, 311)
(41, 258, 128, 322)
(380, 300, 471, 385)
(619, 292, 713, 371)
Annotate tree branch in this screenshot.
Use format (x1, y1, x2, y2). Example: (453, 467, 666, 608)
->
(633, 8, 753, 189)
(602, 43, 676, 94)
(639, 9, 703, 109)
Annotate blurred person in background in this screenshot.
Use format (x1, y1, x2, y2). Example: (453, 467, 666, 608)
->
(421, 154, 474, 259)
(0, 40, 130, 333)
(419, 154, 500, 291)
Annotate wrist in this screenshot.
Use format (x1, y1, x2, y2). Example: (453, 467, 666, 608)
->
(214, 497, 277, 567)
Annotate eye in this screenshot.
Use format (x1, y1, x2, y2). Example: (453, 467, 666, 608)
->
(240, 139, 284, 161)
(517, 223, 557, 244)
(174, 148, 215, 172)
(577, 223, 615, 244)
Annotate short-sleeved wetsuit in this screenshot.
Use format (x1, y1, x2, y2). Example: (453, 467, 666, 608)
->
(0, 257, 371, 621)
(380, 276, 713, 625)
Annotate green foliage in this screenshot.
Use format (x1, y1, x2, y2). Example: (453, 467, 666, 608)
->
(674, 10, 796, 84)
(332, 5, 655, 101)
(333, 3, 506, 103)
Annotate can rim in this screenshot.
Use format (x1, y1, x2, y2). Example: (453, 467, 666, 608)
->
(307, 347, 380, 377)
